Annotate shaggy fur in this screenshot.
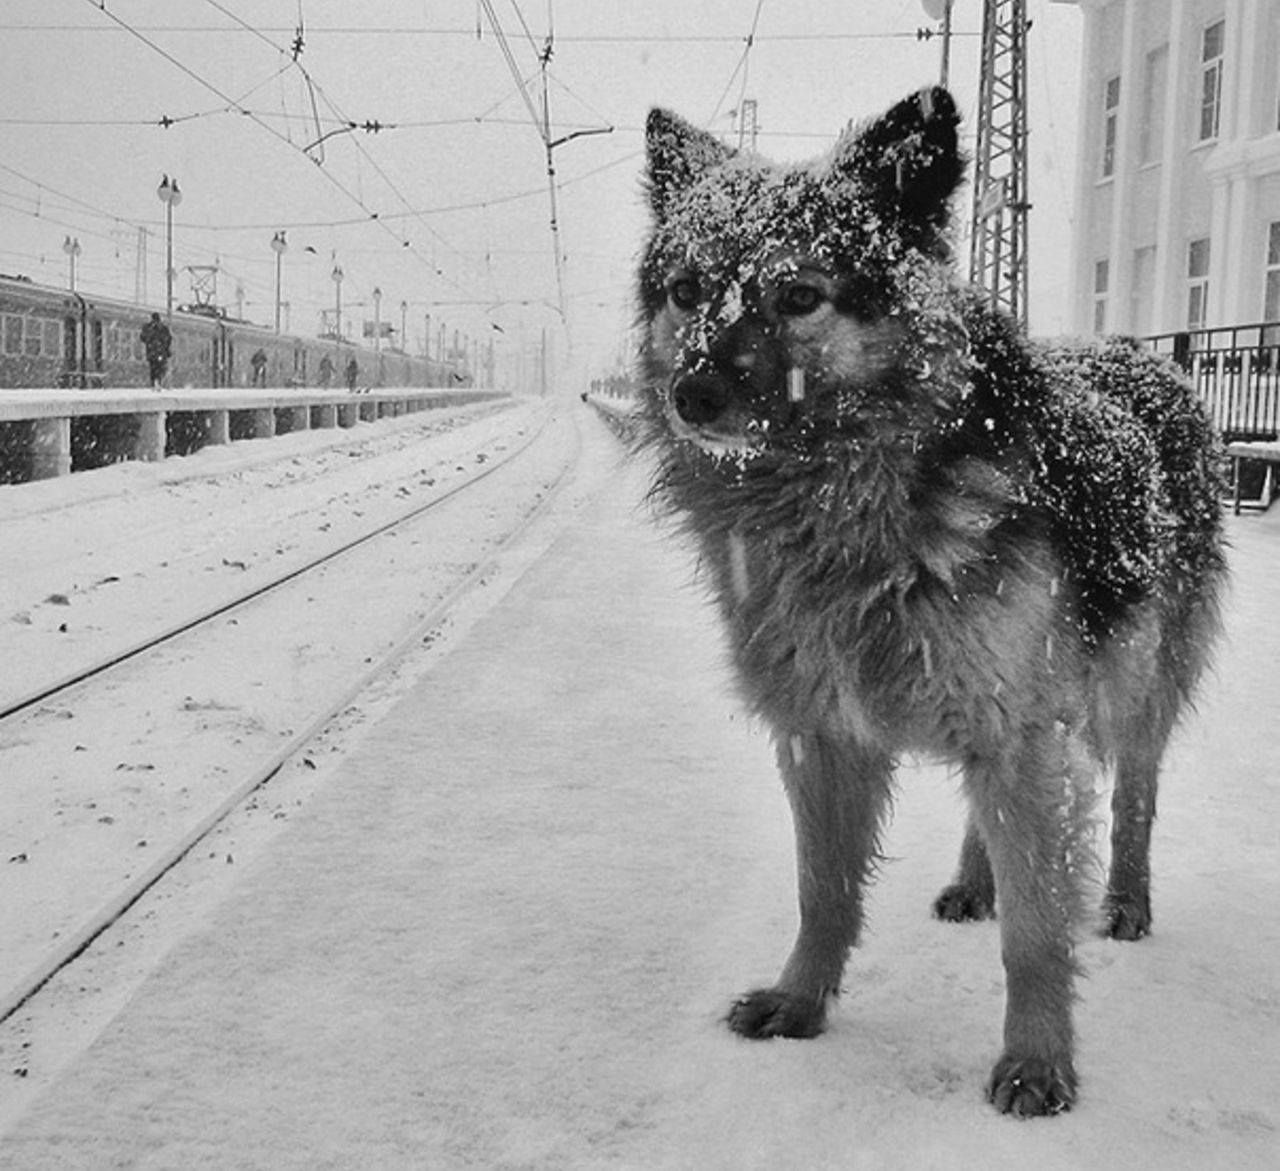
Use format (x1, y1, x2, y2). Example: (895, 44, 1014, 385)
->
(634, 87, 1226, 1116)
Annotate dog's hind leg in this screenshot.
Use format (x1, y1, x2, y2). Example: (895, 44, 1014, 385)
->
(965, 722, 1092, 1116)
(933, 813, 997, 922)
(1104, 709, 1175, 940)
(727, 731, 893, 1040)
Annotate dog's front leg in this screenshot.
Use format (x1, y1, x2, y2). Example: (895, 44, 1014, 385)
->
(727, 731, 893, 1040)
(965, 724, 1088, 1116)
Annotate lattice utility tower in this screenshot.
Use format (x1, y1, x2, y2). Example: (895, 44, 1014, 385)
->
(736, 99, 759, 153)
(969, 0, 1030, 328)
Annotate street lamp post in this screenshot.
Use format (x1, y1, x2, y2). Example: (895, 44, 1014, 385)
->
(156, 175, 182, 323)
(331, 264, 344, 342)
(372, 286, 383, 385)
(270, 231, 288, 333)
(920, 0, 955, 87)
(399, 300, 407, 353)
(62, 235, 81, 292)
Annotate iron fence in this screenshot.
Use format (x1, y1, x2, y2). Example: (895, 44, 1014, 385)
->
(1142, 321, 1280, 440)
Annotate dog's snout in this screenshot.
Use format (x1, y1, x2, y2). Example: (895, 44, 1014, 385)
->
(672, 376, 731, 426)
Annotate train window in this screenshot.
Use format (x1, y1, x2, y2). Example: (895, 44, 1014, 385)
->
(0, 313, 61, 357)
(2, 314, 22, 356)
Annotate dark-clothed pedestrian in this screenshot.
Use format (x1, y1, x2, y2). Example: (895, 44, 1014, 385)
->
(250, 347, 267, 387)
(140, 312, 172, 388)
(345, 356, 358, 392)
(318, 353, 334, 388)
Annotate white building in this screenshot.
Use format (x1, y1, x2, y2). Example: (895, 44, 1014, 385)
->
(1055, 0, 1280, 339)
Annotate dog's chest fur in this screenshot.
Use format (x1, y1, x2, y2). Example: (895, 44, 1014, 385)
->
(683, 439, 1068, 755)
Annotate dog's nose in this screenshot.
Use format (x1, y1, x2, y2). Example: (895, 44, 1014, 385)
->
(672, 375, 730, 426)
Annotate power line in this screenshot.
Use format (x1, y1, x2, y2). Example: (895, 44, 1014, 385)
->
(80, 0, 484, 308)
(194, 0, 490, 300)
(475, 0, 614, 346)
(3, 23, 975, 43)
(708, 0, 767, 126)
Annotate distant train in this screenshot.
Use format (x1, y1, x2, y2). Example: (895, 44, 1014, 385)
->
(0, 273, 467, 391)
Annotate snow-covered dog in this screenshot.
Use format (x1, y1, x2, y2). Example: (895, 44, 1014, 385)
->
(635, 87, 1225, 1115)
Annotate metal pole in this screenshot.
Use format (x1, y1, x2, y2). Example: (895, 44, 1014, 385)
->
(941, 0, 953, 88)
(63, 236, 81, 292)
(165, 199, 174, 321)
(332, 265, 343, 345)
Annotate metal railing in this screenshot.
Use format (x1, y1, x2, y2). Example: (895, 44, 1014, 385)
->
(1143, 321, 1280, 440)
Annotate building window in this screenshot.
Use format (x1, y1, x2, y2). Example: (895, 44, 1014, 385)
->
(1199, 20, 1225, 142)
(1265, 223, 1280, 319)
(1101, 76, 1121, 177)
(1093, 259, 1110, 333)
(1264, 223, 1280, 344)
(1187, 238, 1211, 330)
(1139, 45, 1168, 164)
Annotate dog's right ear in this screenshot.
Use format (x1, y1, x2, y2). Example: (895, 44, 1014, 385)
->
(645, 109, 734, 220)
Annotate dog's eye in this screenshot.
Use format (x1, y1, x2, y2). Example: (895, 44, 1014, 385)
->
(777, 282, 826, 317)
(667, 277, 701, 312)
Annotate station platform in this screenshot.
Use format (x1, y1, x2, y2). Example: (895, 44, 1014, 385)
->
(0, 385, 505, 482)
(0, 409, 1276, 1169)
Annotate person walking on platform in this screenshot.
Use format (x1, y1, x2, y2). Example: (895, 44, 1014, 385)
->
(345, 356, 358, 392)
(140, 312, 172, 389)
(318, 353, 334, 388)
(251, 347, 268, 387)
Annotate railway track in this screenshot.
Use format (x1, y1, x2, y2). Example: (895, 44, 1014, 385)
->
(0, 403, 584, 1025)
(0, 405, 554, 724)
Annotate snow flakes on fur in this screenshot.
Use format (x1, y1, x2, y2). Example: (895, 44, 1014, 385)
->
(636, 89, 1225, 649)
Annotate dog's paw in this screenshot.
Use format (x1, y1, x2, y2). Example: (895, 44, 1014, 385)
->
(1102, 892, 1151, 941)
(932, 883, 996, 923)
(726, 988, 827, 1039)
(986, 1054, 1076, 1117)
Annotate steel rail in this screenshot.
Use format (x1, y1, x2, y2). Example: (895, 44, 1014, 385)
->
(0, 409, 583, 1025)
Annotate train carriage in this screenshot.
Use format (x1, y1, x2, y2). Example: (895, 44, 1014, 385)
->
(0, 274, 460, 391)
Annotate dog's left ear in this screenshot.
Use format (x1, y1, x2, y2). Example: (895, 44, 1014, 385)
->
(832, 87, 965, 233)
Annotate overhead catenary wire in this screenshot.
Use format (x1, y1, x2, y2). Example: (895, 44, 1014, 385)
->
(476, 0, 614, 350)
(3, 23, 975, 43)
(708, 0, 767, 128)
(81, 0, 485, 312)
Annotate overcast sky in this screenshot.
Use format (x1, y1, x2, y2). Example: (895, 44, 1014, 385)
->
(0, 1, 1083, 386)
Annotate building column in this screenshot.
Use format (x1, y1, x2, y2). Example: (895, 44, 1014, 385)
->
(1105, 0, 1143, 332)
(1224, 0, 1261, 323)
(1067, 2, 1102, 333)
(1152, 0, 1189, 333)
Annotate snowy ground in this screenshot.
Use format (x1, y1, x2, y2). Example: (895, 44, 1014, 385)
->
(0, 396, 582, 1026)
(0, 406, 1278, 1168)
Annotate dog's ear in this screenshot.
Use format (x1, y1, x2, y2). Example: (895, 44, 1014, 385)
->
(646, 108, 734, 220)
(831, 87, 965, 233)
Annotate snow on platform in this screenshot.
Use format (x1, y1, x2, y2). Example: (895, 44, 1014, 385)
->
(1, 415, 1277, 1168)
